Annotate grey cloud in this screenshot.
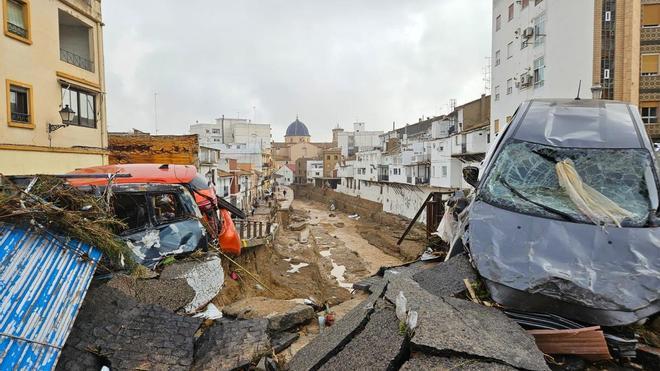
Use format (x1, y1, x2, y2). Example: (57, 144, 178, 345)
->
(103, 0, 491, 141)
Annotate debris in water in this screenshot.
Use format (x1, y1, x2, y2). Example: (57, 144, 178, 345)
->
(287, 262, 310, 273)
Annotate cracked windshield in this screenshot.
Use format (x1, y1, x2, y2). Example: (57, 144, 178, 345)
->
(481, 140, 655, 226)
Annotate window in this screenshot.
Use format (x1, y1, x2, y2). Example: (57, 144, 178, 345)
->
(642, 54, 659, 76)
(507, 42, 513, 59)
(212, 129, 220, 134)
(494, 119, 500, 133)
(533, 57, 545, 87)
(495, 50, 501, 66)
(496, 15, 501, 31)
(7, 80, 33, 127)
(641, 103, 658, 124)
(508, 4, 514, 21)
(334, 155, 338, 160)
(643, 4, 660, 27)
(3, 0, 31, 44)
(506, 79, 513, 95)
(61, 86, 97, 128)
(495, 85, 501, 101)
(533, 15, 546, 47)
(521, 0, 529, 8)
(455, 136, 460, 145)
(605, 11, 611, 22)
(442, 166, 447, 177)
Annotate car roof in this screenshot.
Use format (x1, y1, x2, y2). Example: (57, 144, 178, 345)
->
(511, 99, 646, 149)
(67, 164, 199, 187)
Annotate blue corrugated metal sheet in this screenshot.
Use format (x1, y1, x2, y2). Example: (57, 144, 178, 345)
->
(0, 223, 102, 370)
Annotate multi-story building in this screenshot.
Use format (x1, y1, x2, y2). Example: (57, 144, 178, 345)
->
(336, 122, 383, 157)
(190, 117, 272, 149)
(491, 0, 640, 134)
(306, 160, 323, 184)
(1, 0, 108, 174)
(640, 1, 660, 140)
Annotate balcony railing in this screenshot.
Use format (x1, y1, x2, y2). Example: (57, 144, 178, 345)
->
(8, 22, 27, 38)
(11, 112, 30, 123)
(415, 177, 430, 185)
(60, 48, 94, 72)
(378, 175, 389, 182)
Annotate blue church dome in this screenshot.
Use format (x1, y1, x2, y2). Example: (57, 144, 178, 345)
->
(285, 117, 310, 137)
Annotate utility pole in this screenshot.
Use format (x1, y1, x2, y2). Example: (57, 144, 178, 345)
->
(154, 92, 159, 134)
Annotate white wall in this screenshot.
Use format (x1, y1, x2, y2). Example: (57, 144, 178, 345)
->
(276, 166, 294, 185)
(491, 0, 594, 136)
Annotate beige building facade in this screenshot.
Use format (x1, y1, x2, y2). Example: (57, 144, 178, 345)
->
(0, 0, 108, 175)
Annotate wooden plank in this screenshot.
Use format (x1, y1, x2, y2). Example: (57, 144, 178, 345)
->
(527, 327, 611, 361)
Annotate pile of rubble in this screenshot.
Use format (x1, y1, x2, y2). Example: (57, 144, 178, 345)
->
(289, 254, 660, 370)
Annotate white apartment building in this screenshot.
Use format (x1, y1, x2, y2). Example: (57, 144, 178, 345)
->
(275, 164, 295, 185)
(206, 143, 264, 168)
(491, 0, 594, 135)
(306, 160, 323, 184)
(336, 122, 383, 157)
(190, 117, 272, 148)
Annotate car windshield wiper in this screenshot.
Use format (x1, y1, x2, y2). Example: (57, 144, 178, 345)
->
(499, 177, 577, 222)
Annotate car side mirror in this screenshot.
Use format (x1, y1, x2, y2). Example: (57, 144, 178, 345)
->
(463, 166, 480, 188)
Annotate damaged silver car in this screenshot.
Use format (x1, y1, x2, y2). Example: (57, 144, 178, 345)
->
(453, 99, 660, 326)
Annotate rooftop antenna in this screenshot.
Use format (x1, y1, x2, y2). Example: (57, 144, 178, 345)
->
(575, 80, 582, 100)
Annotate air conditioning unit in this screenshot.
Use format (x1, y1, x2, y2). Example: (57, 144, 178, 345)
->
(520, 73, 533, 86)
(522, 27, 534, 38)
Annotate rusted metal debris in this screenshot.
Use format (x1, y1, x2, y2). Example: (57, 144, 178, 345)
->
(527, 326, 612, 361)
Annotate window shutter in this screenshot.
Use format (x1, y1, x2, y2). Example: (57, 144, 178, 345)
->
(642, 54, 659, 74)
(643, 4, 660, 26)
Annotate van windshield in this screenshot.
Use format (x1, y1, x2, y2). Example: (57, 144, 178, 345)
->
(480, 140, 657, 227)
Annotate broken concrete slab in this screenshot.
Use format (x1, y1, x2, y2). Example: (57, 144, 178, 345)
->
(106, 274, 196, 312)
(289, 221, 308, 231)
(57, 285, 202, 371)
(160, 255, 224, 313)
(386, 274, 549, 371)
(287, 280, 387, 371)
(400, 353, 517, 370)
(352, 275, 385, 293)
(318, 307, 407, 371)
(192, 318, 270, 371)
(271, 331, 300, 353)
(412, 253, 477, 298)
(222, 296, 315, 332)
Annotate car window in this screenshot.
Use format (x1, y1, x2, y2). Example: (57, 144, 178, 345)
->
(113, 193, 149, 232)
(152, 193, 185, 224)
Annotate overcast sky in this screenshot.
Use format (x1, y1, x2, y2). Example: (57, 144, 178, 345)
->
(102, 1, 491, 142)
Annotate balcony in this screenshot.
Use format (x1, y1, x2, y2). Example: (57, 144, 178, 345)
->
(641, 26, 660, 43)
(7, 22, 27, 38)
(59, 10, 94, 72)
(11, 112, 30, 123)
(415, 177, 430, 185)
(378, 174, 389, 182)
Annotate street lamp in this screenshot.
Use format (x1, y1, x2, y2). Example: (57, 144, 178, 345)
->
(48, 105, 76, 146)
(48, 105, 75, 133)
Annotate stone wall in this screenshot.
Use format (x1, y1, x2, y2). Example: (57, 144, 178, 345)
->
(293, 185, 423, 228)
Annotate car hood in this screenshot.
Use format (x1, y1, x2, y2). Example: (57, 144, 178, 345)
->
(468, 200, 660, 325)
